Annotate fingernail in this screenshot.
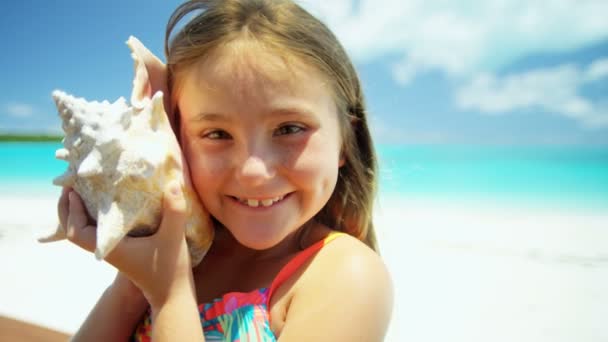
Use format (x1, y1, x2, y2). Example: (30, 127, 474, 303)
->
(170, 182, 182, 196)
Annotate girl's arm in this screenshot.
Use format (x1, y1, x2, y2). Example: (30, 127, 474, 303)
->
(277, 236, 394, 341)
(72, 275, 206, 342)
(71, 273, 148, 341)
(147, 273, 205, 341)
(61, 183, 205, 341)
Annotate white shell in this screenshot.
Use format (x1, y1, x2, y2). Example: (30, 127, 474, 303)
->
(39, 37, 213, 265)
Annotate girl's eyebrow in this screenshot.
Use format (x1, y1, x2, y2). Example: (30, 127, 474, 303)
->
(269, 107, 316, 118)
(190, 112, 229, 123)
(190, 107, 316, 122)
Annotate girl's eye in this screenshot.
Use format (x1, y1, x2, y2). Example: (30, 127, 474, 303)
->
(274, 124, 305, 136)
(203, 130, 231, 139)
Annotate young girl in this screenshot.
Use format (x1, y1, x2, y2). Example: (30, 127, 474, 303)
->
(59, 0, 393, 340)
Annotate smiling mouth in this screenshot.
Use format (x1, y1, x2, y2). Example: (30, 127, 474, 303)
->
(230, 194, 289, 208)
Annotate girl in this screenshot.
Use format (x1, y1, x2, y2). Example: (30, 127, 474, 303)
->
(59, 0, 393, 340)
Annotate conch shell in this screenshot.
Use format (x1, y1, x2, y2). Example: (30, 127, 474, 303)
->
(39, 36, 213, 265)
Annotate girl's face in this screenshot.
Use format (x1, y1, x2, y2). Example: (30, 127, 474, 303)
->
(178, 44, 343, 250)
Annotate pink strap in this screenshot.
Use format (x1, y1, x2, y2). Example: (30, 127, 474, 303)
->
(266, 232, 344, 308)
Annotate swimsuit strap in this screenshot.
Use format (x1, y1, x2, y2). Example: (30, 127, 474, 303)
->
(266, 231, 345, 307)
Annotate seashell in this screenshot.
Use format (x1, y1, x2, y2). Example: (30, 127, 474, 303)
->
(39, 36, 213, 265)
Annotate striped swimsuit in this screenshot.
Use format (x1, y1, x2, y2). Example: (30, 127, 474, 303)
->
(131, 232, 344, 341)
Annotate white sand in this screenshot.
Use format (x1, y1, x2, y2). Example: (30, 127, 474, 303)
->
(0, 196, 116, 334)
(375, 196, 608, 342)
(1, 194, 607, 341)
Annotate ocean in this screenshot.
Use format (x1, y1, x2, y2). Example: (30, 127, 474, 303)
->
(2, 142, 607, 210)
(378, 144, 608, 210)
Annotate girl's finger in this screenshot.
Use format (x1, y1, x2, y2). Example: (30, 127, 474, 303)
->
(156, 182, 187, 241)
(66, 191, 97, 252)
(57, 187, 71, 231)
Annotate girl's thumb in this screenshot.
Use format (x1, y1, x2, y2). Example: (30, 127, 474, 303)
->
(158, 181, 188, 238)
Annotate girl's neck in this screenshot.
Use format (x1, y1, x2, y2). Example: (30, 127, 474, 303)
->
(191, 220, 334, 301)
(209, 221, 317, 262)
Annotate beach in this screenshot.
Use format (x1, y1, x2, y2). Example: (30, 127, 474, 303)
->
(0, 195, 116, 337)
(1, 193, 607, 341)
(375, 196, 608, 341)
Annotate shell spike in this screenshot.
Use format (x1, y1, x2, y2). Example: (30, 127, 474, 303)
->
(52, 90, 73, 119)
(51, 90, 68, 103)
(77, 150, 103, 177)
(62, 120, 76, 134)
(55, 148, 70, 160)
(37, 223, 67, 243)
(53, 171, 76, 187)
(95, 202, 127, 260)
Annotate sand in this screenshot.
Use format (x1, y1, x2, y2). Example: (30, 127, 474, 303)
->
(0, 195, 116, 336)
(1, 194, 607, 341)
(375, 196, 608, 341)
(0, 315, 70, 341)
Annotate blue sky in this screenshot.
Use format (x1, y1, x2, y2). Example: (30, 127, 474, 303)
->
(1, 0, 607, 145)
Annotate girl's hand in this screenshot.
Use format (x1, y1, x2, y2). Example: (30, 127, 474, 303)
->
(58, 182, 195, 309)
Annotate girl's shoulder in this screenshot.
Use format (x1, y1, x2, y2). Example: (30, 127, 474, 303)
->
(307, 232, 392, 293)
(275, 232, 393, 340)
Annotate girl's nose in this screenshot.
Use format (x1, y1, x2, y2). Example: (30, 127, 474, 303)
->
(236, 153, 275, 186)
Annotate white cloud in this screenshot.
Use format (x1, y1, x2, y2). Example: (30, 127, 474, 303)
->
(456, 59, 608, 128)
(298, 0, 608, 84)
(369, 114, 446, 143)
(586, 58, 608, 81)
(5, 103, 35, 117)
(368, 114, 405, 143)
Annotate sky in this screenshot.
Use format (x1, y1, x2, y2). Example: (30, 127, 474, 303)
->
(1, 0, 607, 145)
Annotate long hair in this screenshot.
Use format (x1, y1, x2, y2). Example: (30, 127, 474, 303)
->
(165, 0, 379, 252)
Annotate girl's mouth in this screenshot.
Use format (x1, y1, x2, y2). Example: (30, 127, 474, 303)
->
(229, 193, 291, 208)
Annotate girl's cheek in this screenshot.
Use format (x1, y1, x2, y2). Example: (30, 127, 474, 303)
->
(190, 150, 232, 180)
(282, 141, 340, 183)
(183, 135, 227, 171)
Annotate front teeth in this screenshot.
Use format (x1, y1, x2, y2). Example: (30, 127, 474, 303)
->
(240, 195, 284, 207)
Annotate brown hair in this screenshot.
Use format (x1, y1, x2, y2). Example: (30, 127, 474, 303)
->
(165, 0, 379, 252)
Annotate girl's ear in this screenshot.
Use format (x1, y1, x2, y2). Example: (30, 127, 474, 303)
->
(126, 36, 174, 127)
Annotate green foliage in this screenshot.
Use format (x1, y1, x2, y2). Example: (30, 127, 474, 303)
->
(0, 134, 62, 142)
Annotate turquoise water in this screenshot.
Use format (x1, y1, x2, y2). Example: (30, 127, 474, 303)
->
(1, 142, 608, 209)
(0, 142, 66, 196)
(378, 144, 608, 209)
